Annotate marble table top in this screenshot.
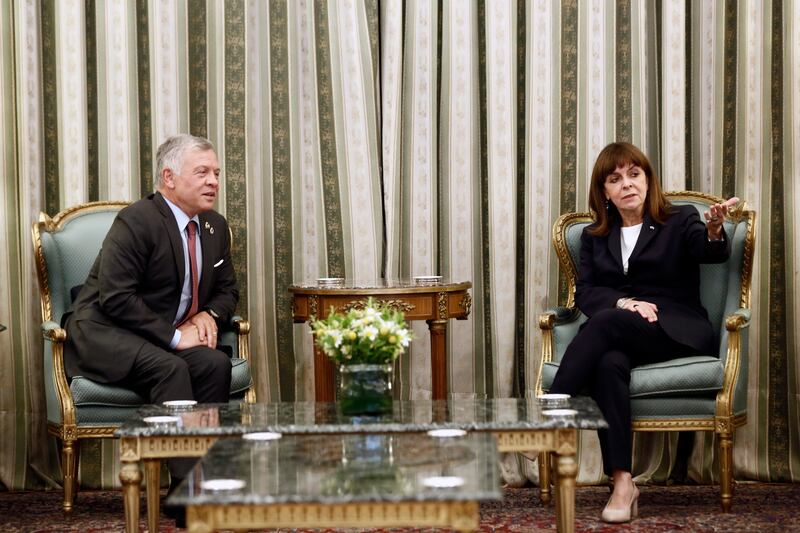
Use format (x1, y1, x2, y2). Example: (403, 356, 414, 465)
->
(116, 397, 606, 439)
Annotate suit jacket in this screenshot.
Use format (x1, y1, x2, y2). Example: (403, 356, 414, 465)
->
(575, 204, 730, 354)
(64, 192, 239, 383)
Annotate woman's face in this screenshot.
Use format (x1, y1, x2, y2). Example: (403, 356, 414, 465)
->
(603, 163, 648, 221)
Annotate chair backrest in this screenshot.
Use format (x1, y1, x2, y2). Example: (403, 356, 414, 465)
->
(553, 191, 755, 357)
(32, 202, 129, 424)
(33, 202, 130, 325)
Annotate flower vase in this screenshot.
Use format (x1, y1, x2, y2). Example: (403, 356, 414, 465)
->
(338, 364, 393, 416)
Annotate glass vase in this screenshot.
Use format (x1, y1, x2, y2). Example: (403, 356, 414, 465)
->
(338, 364, 393, 416)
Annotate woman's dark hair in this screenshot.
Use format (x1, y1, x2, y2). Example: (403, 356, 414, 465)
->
(587, 142, 672, 236)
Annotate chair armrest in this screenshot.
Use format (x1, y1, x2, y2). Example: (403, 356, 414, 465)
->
(42, 320, 67, 342)
(230, 315, 250, 335)
(725, 308, 750, 331)
(539, 307, 585, 359)
(717, 308, 751, 420)
(229, 315, 255, 403)
(539, 306, 578, 330)
(41, 321, 76, 426)
(536, 307, 583, 394)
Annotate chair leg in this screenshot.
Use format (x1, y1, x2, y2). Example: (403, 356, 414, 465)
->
(61, 437, 79, 513)
(718, 431, 734, 512)
(538, 451, 552, 504)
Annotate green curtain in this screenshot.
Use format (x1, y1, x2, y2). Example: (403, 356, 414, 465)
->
(0, 0, 798, 491)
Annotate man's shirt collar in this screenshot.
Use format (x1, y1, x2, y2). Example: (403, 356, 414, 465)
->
(162, 196, 200, 230)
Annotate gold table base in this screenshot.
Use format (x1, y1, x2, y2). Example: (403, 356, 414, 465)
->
(121, 428, 579, 533)
(185, 501, 479, 533)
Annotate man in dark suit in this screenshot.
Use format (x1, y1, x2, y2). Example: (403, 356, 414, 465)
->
(64, 135, 238, 521)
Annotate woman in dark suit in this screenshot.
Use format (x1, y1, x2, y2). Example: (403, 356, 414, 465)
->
(549, 142, 738, 523)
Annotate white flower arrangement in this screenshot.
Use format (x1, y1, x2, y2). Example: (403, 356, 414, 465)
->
(311, 298, 412, 365)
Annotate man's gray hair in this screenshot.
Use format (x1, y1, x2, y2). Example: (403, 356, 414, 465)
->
(155, 134, 216, 188)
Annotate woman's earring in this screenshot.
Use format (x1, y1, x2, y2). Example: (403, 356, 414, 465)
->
(605, 199, 610, 210)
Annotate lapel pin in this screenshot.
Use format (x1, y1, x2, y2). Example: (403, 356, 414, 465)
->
(204, 221, 210, 229)
(210, 227, 214, 234)
(649, 225, 655, 230)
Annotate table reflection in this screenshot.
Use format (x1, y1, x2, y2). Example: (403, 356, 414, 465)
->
(172, 432, 497, 505)
(178, 407, 219, 428)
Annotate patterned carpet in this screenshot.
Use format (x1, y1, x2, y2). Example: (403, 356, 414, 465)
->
(1, 483, 799, 532)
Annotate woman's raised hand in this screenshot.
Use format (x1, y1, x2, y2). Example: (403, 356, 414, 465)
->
(704, 197, 739, 239)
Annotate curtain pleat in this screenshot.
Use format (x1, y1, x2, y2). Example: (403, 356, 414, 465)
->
(0, 0, 799, 490)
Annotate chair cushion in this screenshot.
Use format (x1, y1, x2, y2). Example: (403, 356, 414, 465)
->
(76, 406, 141, 425)
(71, 357, 252, 424)
(230, 357, 252, 395)
(630, 397, 718, 418)
(542, 355, 724, 398)
(71, 377, 145, 406)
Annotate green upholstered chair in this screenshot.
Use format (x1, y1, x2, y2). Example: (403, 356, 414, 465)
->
(32, 201, 255, 513)
(535, 191, 755, 512)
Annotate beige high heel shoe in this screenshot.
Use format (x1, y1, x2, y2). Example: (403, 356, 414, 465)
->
(601, 484, 639, 523)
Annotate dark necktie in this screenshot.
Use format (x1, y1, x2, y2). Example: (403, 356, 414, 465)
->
(180, 220, 199, 324)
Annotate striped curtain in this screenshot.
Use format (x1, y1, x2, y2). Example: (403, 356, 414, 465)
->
(1, 0, 798, 490)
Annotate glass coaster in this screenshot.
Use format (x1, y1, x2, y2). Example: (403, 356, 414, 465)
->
(427, 429, 467, 438)
(413, 275, 442, 286)
(536, 393, 570, 407)
(317, 277, 345, 287)
(542, 409, 578, 418)
(423, 476, 464, 488)
(162, 400, 197, 410)
(242, 432, 282, 441)
(200, 479, 246, 491)
(142, 415, 182, 426)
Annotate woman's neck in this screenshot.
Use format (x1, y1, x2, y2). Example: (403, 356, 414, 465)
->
(619, 209, 644, 227)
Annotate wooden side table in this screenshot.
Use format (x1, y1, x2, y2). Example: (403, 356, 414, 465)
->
(289, 280, 472, 401)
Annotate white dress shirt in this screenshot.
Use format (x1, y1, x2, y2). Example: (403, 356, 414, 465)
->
(163, 196, 203, 348)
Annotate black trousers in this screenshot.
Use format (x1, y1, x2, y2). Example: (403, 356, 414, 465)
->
(549, 308, 698, 476)
(121, 343, 232, 479)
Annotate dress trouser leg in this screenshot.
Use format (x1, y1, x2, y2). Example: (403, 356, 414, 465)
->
(549, 309, 698, 475)
(589, 350, 632, 475)
(123, 343, 232, 478)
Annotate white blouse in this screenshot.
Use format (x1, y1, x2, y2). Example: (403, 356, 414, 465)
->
(621, 223, 643, 274)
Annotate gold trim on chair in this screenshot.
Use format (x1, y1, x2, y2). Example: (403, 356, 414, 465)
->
(664, 191, 755, 309)
(33, 201, 131, 324)
(551, 212, 594, 310)
(33, 202, 133, 513)
(233, 317, 256, 403)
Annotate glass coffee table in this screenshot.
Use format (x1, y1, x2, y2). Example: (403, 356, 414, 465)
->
(166, 432, 500, 532)
(116, 397, 605, 533)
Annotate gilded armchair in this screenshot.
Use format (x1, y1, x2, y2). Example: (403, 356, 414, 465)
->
(535, 191, 755, 512)
(32, 201, 255, 513)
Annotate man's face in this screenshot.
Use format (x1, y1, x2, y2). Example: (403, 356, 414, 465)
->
(161, 149, 220, 217)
